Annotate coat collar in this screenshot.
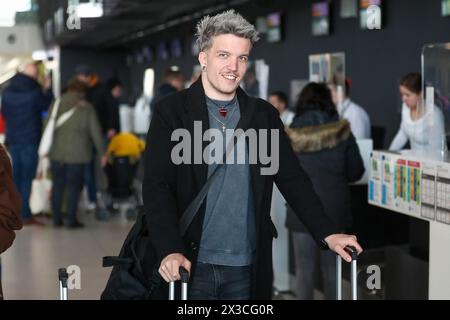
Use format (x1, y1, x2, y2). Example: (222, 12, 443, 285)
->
(285, 119, 351, 153)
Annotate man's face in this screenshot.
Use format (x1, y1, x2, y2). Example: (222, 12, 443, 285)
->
(199, 34, 251, 100)
(269, 95, 286, 114)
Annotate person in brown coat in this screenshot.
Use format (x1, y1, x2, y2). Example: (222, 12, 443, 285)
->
(0, 143, 23, 299)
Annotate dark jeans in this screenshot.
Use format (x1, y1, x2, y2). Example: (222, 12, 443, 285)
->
(84, 158, 97, 203)
(50, 161, 85, 225)
(189, 262, 252, 300)
(9, 143, 39, 220)
(292, 231, 336, 300)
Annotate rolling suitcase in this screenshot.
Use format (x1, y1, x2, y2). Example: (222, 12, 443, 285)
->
(336, 246, 358, 300)
(169, 266, 190, 300)
(58, 268, 69, 300)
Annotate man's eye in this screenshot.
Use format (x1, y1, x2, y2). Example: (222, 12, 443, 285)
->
(218, 53, 228, 58)
(239, 56, 248, 62)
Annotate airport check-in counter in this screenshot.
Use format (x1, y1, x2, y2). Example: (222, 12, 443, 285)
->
(369, 150, 450, 299)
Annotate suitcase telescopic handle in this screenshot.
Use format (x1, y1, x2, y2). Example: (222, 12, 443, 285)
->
(169, 266, 190, 300)
(58, 268, 69, 300)
(344, 246, 358, 261)
(336, 246, 359, 300)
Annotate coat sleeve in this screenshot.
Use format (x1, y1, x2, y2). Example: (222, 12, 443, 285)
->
(36, 88, 53, 113)
(0, 146, 22, 254)
(271, 106, 339, 242)
(345, 134, 365, 183)
(142, 102, 186, 261)
(105, 96, 121, 133)
(88, 104, 105, 156)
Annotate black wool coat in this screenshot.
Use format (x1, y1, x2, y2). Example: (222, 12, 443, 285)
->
(285, 119, 365, 233)
(142, 78, 339, 299)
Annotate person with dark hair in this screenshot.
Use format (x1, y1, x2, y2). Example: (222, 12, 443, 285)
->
(269, 91, 294, 126)
(73, 66, 109, 212)
(328, 78, 371, 139)
(73, 65, 103, 110)
(150, 69, 184, 112)
(285, 82, 364, 299)
(96, 78, 123, 140)
(83, 71, 104, 212)
(389, 73, 446, 151)
(74, 64, 91, 84)
(46, 79, 106, 228)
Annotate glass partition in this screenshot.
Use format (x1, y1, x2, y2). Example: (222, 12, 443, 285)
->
(422, 43, 450, 158)
(309, 52, 346, 110)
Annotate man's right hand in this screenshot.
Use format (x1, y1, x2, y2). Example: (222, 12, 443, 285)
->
(158, 253, 191, 283)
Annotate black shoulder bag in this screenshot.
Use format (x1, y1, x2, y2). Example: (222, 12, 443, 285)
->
(100, 126, 245, 300)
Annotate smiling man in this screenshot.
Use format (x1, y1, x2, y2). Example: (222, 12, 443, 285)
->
(143, 10, 363, 300)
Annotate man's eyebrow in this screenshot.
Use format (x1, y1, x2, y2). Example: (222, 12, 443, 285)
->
(216, 50, 249, 57)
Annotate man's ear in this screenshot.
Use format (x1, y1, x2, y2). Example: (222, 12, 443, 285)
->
(198, 51, 207, 69)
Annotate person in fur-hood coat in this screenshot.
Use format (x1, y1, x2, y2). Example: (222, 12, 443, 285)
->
(285, 82, 364, 300)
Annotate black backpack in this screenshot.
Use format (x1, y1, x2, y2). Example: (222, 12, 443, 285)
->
(101, 206, 163, 299)
(100, 154, 234, 299)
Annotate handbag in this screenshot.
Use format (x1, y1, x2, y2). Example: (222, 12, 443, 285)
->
(29, 157, 52, 215)
(38, 99, 77, 157)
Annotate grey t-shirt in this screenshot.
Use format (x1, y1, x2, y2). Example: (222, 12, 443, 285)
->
(197, 96, 256, 266)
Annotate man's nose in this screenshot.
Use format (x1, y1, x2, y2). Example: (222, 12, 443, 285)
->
(227, 58, 238, 71)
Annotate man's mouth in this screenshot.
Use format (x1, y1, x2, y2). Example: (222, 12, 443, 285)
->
(222, 73, 238, 81)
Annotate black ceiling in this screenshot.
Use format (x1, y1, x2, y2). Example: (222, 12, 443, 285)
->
(37, 0, 254, 48)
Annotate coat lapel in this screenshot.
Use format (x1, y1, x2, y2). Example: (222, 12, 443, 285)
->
(183, 79, 210, 191)
(235, 86, 256, 132)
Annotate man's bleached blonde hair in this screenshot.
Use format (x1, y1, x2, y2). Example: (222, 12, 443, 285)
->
(195, 9, 259, 52)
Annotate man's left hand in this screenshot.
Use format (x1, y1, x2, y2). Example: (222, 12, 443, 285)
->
(324, 234, 363, 262)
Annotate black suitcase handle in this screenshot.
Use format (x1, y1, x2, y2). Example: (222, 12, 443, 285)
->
(169, 266, 190, 300)
(58, 268, 69, 300)
(336, 246, 358, 300)
(345, 246, 358, 261)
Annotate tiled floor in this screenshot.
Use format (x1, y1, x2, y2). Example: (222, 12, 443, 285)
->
(1, 211, 134, 300)
(1, 209, 356, 300)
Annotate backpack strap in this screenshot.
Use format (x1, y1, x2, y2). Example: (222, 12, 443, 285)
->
(102, 256, 133, 267)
